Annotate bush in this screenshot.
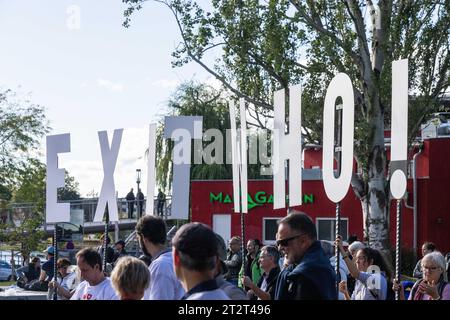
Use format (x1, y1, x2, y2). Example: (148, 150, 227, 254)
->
(388, 247, 417, 279)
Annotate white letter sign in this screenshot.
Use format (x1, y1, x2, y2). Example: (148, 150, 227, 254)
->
(390, 59, 408, 199)
(93, 129, 123, 222)
(164, 116, 203, 220)
(322, 73, 355, 203)
(273, 85, 302, 209)
(146, 123, 157, 216)
(46, 133, 71, 223)
(230, 98, 248, 213)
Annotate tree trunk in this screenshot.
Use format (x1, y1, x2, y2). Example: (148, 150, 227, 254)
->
(366, 171, 389, 252)
(365, 103, 390, 252)
(359, 196, 369, 241)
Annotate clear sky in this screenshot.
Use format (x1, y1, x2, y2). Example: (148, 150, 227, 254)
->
(0, 0, 215, 197)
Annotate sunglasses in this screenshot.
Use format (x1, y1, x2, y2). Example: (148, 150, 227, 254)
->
(276, 233, 304, 247)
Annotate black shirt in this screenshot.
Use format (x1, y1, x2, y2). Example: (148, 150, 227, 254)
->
(41, 257, 55, 281)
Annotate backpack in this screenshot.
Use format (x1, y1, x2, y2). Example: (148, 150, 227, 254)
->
(24, 279, 48, 292)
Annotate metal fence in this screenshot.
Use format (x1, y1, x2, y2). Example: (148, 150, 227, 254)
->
(2, 196, 172, 227)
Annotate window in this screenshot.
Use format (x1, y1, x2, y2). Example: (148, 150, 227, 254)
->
(316, 217, 348, 242)
(263, 218, 280, 245)
(213, 214, 231, 244)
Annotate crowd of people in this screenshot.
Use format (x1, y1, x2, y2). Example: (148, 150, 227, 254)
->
(15, 211, 449, 301)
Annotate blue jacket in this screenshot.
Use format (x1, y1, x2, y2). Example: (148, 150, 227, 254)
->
(275, 241, 336, 300)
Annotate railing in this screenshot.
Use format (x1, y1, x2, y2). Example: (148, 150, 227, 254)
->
(70, 197, 172, 222)
(2, 196, 172, 227)
(0, 250, 23, 267)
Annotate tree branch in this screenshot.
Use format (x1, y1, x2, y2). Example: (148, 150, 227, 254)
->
(289, 0, 362, 68)
(160, 0, 274, 111)
(344, 0, 372, 74)
(247, 51, 288, 88)
(351, 172, 366, 200)
(247, 105, 266, 129)
(200, 42, 226, 55)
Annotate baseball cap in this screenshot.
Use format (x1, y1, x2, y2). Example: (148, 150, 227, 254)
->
(172, 223, 218, 260)
(44, 246, 55, 255)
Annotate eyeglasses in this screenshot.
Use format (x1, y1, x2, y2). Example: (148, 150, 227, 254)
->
(276, 234, 304, 247)
(422, 266, 439, 272)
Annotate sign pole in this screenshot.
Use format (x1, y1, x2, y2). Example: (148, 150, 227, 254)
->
(102, 207, 109, 273)
(53, 223, 58, 300)
(335, 202, 341, 298)
(240, 201, 246, 277)
(395, 199, 402, 300)
(334, 104, 343, 299)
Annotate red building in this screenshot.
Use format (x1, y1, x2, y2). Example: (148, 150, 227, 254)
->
(191, 137, 450, 256)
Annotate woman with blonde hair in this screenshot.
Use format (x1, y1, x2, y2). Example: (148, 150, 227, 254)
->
(110, 256, 150, 300)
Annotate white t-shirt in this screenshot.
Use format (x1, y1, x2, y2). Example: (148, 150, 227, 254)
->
(70, 278, 118, 300)
(58, 272, 78, 300)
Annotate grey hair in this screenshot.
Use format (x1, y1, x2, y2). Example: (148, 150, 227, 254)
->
(320, 240, 334, 259)
(422, 251, 447, 282)
(261, 245, 280, 265)
(348, 241, 366, 255)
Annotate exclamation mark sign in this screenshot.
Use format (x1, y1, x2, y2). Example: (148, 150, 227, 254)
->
(390, 59, 408, 199)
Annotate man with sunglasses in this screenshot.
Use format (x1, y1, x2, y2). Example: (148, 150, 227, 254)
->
(274, 211, 336, 300)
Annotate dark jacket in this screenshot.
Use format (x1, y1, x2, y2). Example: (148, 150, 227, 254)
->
(126, 191, 135, 201)
(413, 259, 423, 278)
(274, 241, 336, 300)
(157, 191, 166, 202)
(97, 246, 115, 264)
(137, 191, 144, 203)
(254, 266, 280, 300)
(224, 249, 242, 281)
(16, 264, 40, 282)
(113, 249, 128, 263)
